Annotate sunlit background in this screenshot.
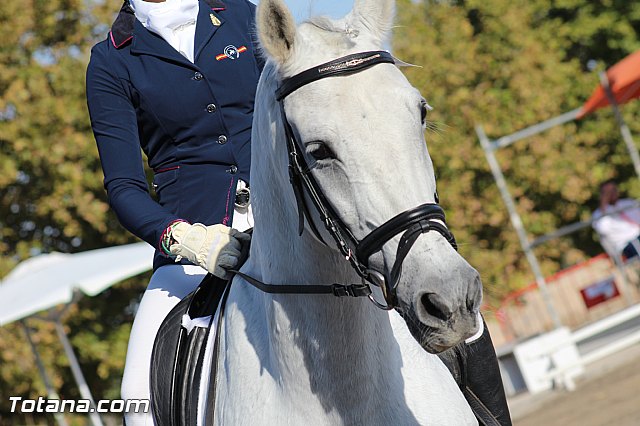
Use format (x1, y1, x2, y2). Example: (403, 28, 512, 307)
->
(1, 1, 639, 425)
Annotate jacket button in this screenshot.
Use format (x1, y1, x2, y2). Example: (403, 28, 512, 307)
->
(217, 135, 228, 144)
(206, 103, 217, 113)
(229, 165, 238, 174)
(194, 72, 203, 81)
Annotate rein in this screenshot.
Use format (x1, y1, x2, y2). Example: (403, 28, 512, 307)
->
(234, 50, 457, 310)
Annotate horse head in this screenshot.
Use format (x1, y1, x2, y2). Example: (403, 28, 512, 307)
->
(254, 0, 483, 354)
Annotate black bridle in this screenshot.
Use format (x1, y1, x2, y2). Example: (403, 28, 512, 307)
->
(233, 50, 457, 310)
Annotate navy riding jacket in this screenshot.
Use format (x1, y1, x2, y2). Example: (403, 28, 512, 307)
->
(86, 0, 263, 270)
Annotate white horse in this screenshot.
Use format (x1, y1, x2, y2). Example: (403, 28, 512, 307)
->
(210, 0, 482, 424)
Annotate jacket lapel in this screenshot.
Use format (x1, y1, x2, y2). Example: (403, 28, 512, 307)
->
(130, 19, 194, 67)
(194, 0, 226, 61)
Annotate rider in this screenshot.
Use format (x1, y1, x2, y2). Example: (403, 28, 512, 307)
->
(87, 1, 509, 424)
(86, 0, 261, 424)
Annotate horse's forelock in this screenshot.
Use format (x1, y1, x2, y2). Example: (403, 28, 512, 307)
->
(305, 16, 348, 36)
(300, 17, 359, 54)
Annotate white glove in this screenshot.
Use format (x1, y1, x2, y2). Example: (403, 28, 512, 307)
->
(169, 222, 250, 278)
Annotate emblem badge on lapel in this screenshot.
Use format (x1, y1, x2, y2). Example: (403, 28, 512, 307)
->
(216, 45, 247, 61)
(210, 14, 221, 26)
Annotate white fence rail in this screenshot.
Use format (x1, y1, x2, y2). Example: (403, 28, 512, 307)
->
(506, 303, 640, 394)
(543, 303, 640, 390)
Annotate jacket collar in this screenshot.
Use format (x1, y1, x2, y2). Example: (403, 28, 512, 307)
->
(110, 1, 136, 48)
(110, 0, 226, 49)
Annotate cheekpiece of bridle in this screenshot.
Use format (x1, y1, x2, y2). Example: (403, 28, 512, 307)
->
(268, 50, 458, 310)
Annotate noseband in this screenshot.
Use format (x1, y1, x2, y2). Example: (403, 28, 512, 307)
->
(270, 51, 457, 309)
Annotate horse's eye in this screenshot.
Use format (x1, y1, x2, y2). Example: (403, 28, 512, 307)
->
(420, 100, 431, 125)
(306, 141, 335, 161)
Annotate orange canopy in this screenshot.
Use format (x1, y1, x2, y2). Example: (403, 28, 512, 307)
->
(577, 50, 640, 119)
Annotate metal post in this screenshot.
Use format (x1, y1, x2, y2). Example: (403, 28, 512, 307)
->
(492, 108, 582, 149)
(476, 125, 563, 329)
(599, 71, 640, 180)
(53, 319, 104, 426)
(609, 252, 635, 306)
(20, 320, 70, 426)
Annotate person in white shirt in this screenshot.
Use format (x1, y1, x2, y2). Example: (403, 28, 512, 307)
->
(592, 179, 640, 258)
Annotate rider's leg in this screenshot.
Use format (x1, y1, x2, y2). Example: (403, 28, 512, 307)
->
(121, 264, 206, 426)
(438, 316, 512, 426)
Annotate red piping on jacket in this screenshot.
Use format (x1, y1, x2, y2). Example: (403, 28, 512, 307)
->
(154, 166, 181, 174)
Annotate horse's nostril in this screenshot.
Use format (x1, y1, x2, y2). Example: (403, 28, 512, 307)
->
(420, 293, 453, 322)
(466, 275, 482, 313)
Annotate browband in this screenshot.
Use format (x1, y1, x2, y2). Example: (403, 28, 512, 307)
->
(275, 51, 395, 101)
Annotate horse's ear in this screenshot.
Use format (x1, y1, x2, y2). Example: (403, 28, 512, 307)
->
(256, 0, 297, 66)
(351, 0, 395, 43)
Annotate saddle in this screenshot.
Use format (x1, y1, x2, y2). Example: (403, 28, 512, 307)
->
(150, 272, 228, 426)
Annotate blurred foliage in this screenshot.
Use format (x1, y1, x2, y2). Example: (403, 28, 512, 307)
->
(0, 0, 639, 424)
(394, 0, 640, 302)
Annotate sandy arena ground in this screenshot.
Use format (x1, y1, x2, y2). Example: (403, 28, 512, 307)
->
(511, 344, 640, 426)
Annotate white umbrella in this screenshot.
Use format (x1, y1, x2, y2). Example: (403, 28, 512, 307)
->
(0, 242, 154, 326)
(0, 242, 155, 426)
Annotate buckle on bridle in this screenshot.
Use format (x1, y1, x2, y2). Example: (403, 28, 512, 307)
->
(331, 283, 372, 298)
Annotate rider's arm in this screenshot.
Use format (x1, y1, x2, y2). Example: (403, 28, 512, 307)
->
(86, 44, 180, 249)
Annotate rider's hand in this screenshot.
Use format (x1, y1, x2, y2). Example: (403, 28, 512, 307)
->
(169, 222, 250, 278)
